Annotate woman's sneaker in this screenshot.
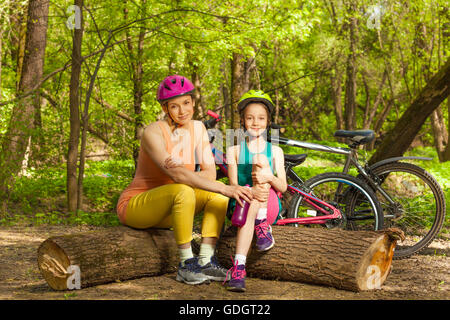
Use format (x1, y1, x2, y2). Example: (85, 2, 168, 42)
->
(176, 257, 210, 285)
(225, 260, 246, 292)
(255, 219, 275, 252)
(200, 256, 230, 282)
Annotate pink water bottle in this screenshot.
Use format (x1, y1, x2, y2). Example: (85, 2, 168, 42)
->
(231, 185, 251, 227)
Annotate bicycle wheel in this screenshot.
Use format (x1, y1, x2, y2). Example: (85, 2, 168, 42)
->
(365, 162, 446, 259)
(288, 172, 383, 231)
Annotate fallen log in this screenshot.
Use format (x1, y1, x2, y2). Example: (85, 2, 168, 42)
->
(37, 225, 403, 292)
(216, 226, 404, 292)
(37, 226, 179, 290)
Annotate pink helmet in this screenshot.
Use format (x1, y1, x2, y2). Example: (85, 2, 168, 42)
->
(157, 75, 195, 103)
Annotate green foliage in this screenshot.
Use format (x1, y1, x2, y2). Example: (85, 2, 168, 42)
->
(0, 160, 134, 226)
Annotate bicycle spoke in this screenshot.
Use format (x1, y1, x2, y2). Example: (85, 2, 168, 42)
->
(288, 173, 383, 231)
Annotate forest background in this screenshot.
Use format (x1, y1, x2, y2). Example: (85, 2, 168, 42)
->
(0, 0, 448, 231)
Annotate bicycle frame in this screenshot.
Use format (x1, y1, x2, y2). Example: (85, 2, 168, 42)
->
(275, 184, 342, 225)
(271, 135, 432, 216)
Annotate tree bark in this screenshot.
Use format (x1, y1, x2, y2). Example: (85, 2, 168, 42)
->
(430, 103, 449, 162)
(7, 1, 26, 79)
(231, 52, 249, 129)
(124, 0, 146, 167)
(67, 0, 84, 213)
(369, 57, 450, 165)
(185, 44, 205, 119)
(344, 10, 358, 131)
(0, 0, 49, 203)
(0, 27, 3, 101)
(37, 226, 403, 292)
(216, 226, 403, 292)
(331, 63, 344, 131)
(443, 98, 450, 161)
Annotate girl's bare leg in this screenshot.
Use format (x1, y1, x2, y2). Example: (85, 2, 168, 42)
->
(235, 200, 261, 256)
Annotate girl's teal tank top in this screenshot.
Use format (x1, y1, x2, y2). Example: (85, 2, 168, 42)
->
(237, 139, 274, 187)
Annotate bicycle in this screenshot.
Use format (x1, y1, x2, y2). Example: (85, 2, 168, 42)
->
(268, 128, 446, 259)
(201, 111, 384, 233)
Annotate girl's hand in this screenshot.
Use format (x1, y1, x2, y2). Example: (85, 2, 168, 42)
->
(251, 185, 270, 202)
(251, 164, 274, 185)
(164, 156, 184, 169)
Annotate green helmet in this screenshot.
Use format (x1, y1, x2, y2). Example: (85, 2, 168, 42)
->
(237, 90, 275, 115)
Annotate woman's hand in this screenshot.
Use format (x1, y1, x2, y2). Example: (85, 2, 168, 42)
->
(164, 156, 184, 169)
(223, 185, 253, 207)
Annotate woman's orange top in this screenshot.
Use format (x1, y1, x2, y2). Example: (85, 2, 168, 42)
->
(116, 120, 196, 223)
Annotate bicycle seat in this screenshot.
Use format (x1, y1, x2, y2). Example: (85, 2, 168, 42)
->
(284, 153, 307, 166)
(334, 130, 375, 145)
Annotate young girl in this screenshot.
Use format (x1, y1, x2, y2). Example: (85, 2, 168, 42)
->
(225, 90, 287, 292)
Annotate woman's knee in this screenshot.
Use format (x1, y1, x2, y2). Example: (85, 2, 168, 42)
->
(172, 184, 196, 204)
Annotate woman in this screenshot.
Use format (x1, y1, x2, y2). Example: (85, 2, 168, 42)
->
(116, 75, 252, 285)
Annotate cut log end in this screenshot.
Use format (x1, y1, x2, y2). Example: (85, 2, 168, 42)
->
(37, 227, 180, 291)
(37, 239, 71, 290)
(355, 227, 404, 291)
(356, 234, 397, 291)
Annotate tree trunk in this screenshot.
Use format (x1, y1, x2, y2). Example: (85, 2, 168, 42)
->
(77, 96, 89, 211)
(369, 57, 450, 165)
(7, 1, 25, 79)
(37, 226, 403, 292)
(132, 29, 145, 167)
(430, 103, 448, 162)
(231, 52, 248, 129)
(344, 11, 358, 131)
(0, 27, 3, 101)
(0, 0, 49, 202)
(67, 0, 84, 213)
(331, 64, 344, 131)
(216, 226, 403, 292)
(221, 58, 231, 129)
(191, 66, 205, 119)
(15, 17, 27, 91)
(124, 0, 146, 167)
(443, 98, 450, 161)
(185, 44, 205, 120)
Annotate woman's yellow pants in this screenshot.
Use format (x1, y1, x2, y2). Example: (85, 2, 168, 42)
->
(124, 184, 229, 245)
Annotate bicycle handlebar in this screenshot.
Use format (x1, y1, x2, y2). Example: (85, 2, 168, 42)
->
(207, 110, 221, 120)
(204, 110, 221, 129)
